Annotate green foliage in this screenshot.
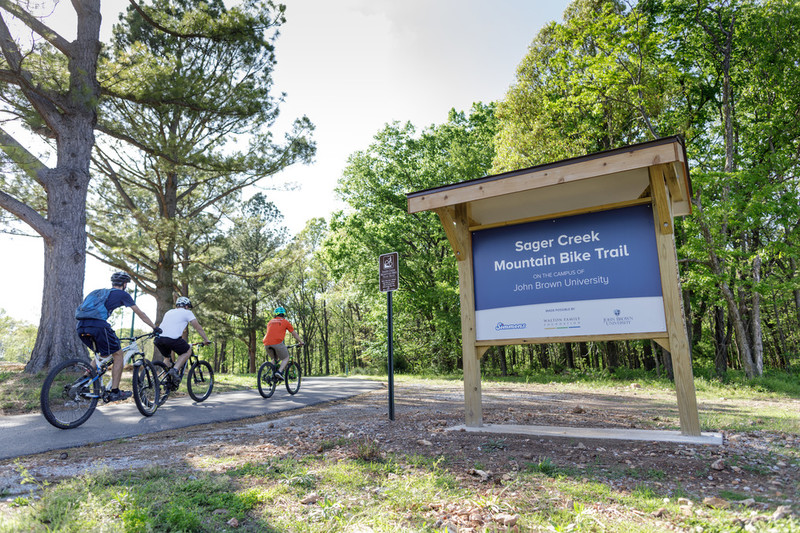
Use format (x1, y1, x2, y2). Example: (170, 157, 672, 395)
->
(0, 310, 36, 363)
(493, 0, 672, 172)
(89, 0, 314, 319)
(325, 103, 498, 374)
(490, 0, 800, 380)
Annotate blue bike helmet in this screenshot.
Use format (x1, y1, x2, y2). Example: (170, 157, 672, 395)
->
(274, 306, 286, 316)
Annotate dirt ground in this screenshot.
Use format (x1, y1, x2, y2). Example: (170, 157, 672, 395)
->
(1, 380, 798, 523)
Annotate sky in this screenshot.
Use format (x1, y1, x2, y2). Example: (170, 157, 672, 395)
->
(0, 0, 571, 326)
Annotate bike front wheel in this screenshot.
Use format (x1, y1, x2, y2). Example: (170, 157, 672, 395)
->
(40, 359, 99, 429)
(132, 359, 160, 416)
(284, 361, 302, 395)
(187, 360, 214, 402)
(257, 361, 277, 398)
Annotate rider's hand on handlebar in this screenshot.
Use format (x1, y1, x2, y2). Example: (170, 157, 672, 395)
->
(153, 327, 163, 335)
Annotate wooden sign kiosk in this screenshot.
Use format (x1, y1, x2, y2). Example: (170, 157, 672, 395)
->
(407, 137, 701, 436)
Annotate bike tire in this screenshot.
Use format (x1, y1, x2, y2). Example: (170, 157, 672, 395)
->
(284, 361, 302, 395)
(187, 360, 214, 402)
(152, 361, 172, 406)
(257, 361, 278, 398)
(40, 359, 99, 429)
(132, 359, 160, 416)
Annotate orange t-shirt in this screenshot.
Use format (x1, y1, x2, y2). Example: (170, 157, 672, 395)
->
(262, 317, 294, 346)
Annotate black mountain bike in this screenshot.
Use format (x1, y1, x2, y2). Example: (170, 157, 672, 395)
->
(150, 341, 214, 406)
(257, 344, 302, 398)
(40, 332, 160, 429)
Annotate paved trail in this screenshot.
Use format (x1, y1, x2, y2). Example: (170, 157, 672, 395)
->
(0, 377, 382, 460)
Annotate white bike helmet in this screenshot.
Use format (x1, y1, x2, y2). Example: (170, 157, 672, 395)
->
(176, 296, 193, 309)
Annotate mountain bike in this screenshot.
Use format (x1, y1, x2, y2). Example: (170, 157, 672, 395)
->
(257, 344, 302, 398)
(150, 341, 214, 406)
(40, 332, 160, 429)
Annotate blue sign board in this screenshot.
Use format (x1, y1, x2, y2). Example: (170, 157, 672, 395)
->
(472, 204, 666, 340)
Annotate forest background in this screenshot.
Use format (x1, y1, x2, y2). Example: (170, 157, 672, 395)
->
(0, 0, 798, 386)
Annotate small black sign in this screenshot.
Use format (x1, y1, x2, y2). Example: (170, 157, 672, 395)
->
(379, 252, 399, 292)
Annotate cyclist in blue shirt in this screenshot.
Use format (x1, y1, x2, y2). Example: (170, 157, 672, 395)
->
(76, 272, 160, 401)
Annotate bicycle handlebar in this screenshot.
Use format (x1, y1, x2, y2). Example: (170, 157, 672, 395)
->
(191, 341, 212, 347)
(120, 331, 158, 343)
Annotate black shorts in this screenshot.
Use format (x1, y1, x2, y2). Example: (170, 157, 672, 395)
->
(154, 337, 191, 359)
(77, 323, 120, 356)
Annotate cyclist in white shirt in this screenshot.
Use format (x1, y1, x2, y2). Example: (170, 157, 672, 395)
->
(154, 296, 211, 384)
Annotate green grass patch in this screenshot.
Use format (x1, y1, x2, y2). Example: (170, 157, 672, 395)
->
(1, 467, 270, 533)
(5, 449, 800, 533)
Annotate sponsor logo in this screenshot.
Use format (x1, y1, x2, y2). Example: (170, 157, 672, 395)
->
(496, 322, 527, 331)
(603, 308, 633, 326)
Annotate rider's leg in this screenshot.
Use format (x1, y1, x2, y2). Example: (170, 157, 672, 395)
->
(110, 349, 124, 389)
(174, 348, 193, 374)
(271, 343, 290, 373)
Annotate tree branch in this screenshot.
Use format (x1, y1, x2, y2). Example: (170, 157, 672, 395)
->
(0, 125, 47, 184)
(0, 188, 51, 241)
(0, 0, 72, 54)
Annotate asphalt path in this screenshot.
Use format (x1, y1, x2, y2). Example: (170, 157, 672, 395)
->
(0, 377, 382, 461)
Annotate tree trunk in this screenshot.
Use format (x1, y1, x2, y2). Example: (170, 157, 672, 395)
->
(323, 301, 330, 375)
(714, 306, 729, 377)
(791, 258, 800, 325)
(25, 172, 92, 373)
(12, 0, 102, 373)
(661, 346, 674, 381)
(643, 340, 655, 371)
(579, 342, 590, 368)
(248, 300, 257, 373)
(564, 342, 575, 369)
(606, 341, 619, 371)
(498, 346, 508, 376)
(750, 255, 764, 376)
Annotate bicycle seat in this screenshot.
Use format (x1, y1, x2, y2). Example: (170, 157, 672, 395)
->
(79, 333, 98, 353)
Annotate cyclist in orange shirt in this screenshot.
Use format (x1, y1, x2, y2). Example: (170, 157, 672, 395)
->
(262, 307, 304, 379)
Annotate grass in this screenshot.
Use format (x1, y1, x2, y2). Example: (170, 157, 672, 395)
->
(2, 370, 800, 531)
(5, 451, 797, 532)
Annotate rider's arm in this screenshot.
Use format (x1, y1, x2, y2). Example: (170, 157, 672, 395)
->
(292, 330, 303, 344)
(130, 305, 157, 330)
(189, 319, 211, 344)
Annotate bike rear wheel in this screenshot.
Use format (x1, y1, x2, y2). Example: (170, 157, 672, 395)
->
(187, 360, 214, 402)
(257, 361, 277, 398)
(40, 359, 99, 429)
(132, 359, 160, 416)
(152, 361, 172, 406)
(284, 361, 302, 395)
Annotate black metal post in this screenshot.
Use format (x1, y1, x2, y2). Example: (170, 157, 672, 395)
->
(388, 289, 395, 420)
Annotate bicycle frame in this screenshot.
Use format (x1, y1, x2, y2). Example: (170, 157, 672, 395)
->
(84, 332, 154, 398)
(150, 340, 215, 405)
(40, 331, 159, 429)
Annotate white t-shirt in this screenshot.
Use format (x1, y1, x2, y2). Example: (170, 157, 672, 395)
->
(158, 308, 196, 339)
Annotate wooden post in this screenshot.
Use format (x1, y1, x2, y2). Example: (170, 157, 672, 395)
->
(650, 166, 701, 436)
(450, 204, 482, 427)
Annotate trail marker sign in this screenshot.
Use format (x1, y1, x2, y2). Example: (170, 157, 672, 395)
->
(379, 252, 399, 292)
